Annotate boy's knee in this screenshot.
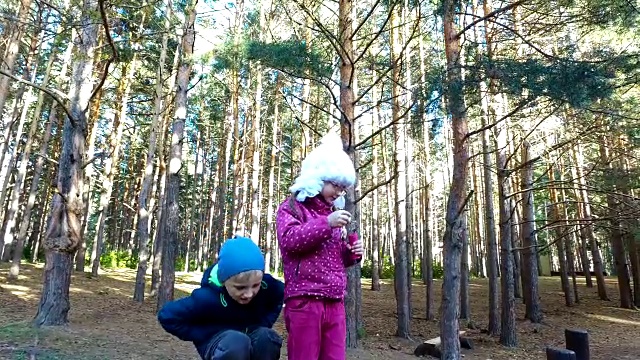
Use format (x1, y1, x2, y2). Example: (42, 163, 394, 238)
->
(252, 327, 281, 343)
(250, 327, 282, 359)
(212, 331, 251, 359)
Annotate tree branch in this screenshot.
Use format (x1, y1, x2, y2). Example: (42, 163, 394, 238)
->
(88, 0, 118, 107)
(0, 69, 74, 123)
(355, 172, 398, 203)
(454, 0, 528, 39)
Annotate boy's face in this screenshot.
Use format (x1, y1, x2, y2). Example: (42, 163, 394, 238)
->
(224, 271, 263, 305)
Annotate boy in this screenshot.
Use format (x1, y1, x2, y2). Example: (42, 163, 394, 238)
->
(158, 236, 284, 360)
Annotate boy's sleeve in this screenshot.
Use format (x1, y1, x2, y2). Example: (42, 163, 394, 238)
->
(276, 202, 333, 256)
(157, 288, 222, 344)
(259, 276, 285, 328)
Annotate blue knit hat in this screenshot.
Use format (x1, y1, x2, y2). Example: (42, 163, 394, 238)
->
(210, 236, 265, 285)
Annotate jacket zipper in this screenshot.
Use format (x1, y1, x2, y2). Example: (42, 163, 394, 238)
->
(295, 260, 301, 276)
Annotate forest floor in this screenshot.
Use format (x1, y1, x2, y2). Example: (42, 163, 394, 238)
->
(1, 263, 639, 360)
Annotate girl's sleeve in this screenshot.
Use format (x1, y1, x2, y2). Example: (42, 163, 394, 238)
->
(276, 203, 333, 256)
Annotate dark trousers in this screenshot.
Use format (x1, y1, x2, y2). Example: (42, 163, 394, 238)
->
(203, 327, 282, 360)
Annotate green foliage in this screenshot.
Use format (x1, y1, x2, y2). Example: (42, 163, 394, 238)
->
(432, 262, 444, 279)
(482, 58, 617, 108)
(360, 257, 395, 279)
(100, 251, 138, 269)
(175, 256, 198, 272)
(245, 40, 333, 79)
(558, 0, 639, 28)
(360, 257, 444, 279)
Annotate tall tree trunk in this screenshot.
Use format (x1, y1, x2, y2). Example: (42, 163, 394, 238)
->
(548, 163, 574, 307)
(600, 141, 633, 308)
(249, 3, 265, 243)
(338, 0, 362, 347)
(0, 28, 40, 258)
(480, 103, 499, 336)
(370, 98, 381, 291)
(0, 0, 33, 120)
(33, 0, 99, 326)
(133, 0, 172, 301)
(389, 2, 410, 339)
(573, 144, 608, 299)
(497, 126, 516, 347)
(264, 73, 281, 274)
(520, 141, 542, 322)
(6, 20, 51, 269)
(441, 0, 469, 356)
(91, 59, 137, 277)
(156, 0, 197, 311)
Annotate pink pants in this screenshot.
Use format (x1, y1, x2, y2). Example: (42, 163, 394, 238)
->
(284, 297, 346, 360)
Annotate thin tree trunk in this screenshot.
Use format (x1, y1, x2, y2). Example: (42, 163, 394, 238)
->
(548, 163, 574, 307)
(249, 4, 265, 242)
(156, 0, 197, 311)
(520, 141, 542, 322)
(573, 144, 608, 299)
(133, 0, 172, 301)
(497, 132, 516, 347)
(0, 0, 33, 120)
(91, 59, 137, 277)
(389, 3, 410, 339)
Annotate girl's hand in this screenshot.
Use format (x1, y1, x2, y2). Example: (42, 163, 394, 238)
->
(347, 237, 364, 257)
(328, 210, 351, 228)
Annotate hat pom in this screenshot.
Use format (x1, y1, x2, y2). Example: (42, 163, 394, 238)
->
(290, 132, 356, 202)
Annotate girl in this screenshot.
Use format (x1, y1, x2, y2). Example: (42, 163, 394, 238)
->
(276, 133, 364, 360)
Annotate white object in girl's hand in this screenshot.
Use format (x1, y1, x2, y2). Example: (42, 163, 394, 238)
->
(333, 195, 346, 210)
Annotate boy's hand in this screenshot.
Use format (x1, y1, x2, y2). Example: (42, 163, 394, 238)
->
(328, 210, 351, 228)
(347, 237, 364, 257)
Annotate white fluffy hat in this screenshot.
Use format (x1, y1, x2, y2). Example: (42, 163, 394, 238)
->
(290, 132, 356, 202)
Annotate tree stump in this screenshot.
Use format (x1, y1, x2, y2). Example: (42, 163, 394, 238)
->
(546, 347, 577, 360)
(565, 329, 589, 360)
(413, 331, 472, 358)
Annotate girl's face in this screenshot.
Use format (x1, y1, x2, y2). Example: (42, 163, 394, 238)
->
(321, 181, 347, 204)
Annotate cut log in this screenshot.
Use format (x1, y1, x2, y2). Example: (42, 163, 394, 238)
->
(414, 331, 471, 358)
(425, 330, 467, 346)
(565, 329, 590, 360)
(546, 347, 577, 360)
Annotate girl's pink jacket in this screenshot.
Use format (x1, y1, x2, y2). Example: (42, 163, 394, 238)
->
(276, 195, 360, 301)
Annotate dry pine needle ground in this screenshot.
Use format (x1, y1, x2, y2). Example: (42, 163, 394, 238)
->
(0, 263, 639, 359)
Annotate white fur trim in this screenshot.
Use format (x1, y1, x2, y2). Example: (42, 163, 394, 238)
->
(290, 132, 356, 202)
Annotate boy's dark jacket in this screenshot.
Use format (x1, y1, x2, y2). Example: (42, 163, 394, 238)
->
(157, 265, 284, 358)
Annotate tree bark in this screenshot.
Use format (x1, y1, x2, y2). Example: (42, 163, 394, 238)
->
(389, 1, 410, 340)
(156, 0, 197, 311)
(338, 0, 362, 347)
(33, 0, 99, 326)
(497, 142, 516, 347)
(572, 144, 608, 300)
(520, 141, 542, 322)
(133, 0, 172, 302)
(0, 0, 33, 121)
(548, 163, 574, 307)
(441, 0, 469, 356)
